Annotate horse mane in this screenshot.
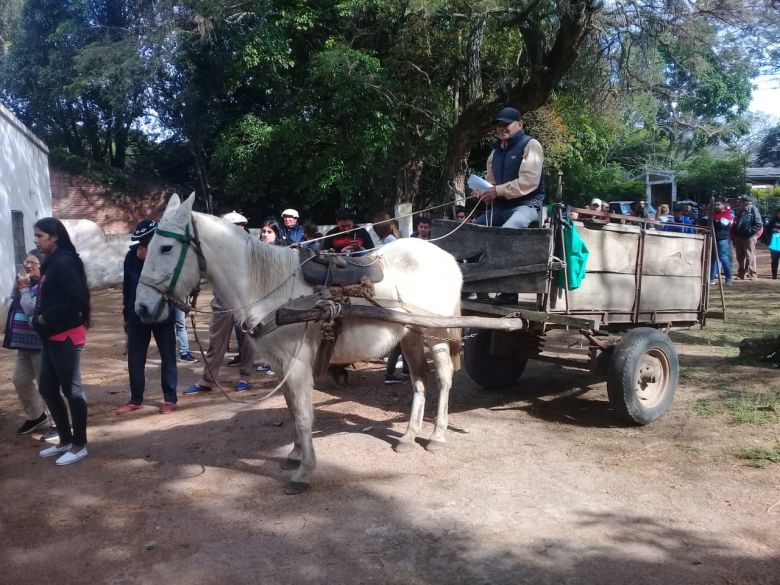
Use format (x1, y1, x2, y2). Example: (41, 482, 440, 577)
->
(192, 211, 302, 307)
(246, 238, 301, 301)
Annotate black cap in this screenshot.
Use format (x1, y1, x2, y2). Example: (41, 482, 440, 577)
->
(495, 107, 522, 123)
(131, 219, 158, 241)
(738, 195, 751, 202)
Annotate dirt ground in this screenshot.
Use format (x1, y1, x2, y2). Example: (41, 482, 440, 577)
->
(1, 251, 779, 585)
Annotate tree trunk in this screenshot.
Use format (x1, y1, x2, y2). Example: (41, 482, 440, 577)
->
(190, 140, 212, 213)
(396, 160, 423, 206)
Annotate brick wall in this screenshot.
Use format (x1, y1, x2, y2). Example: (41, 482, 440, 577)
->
(50, 168, 179, 234)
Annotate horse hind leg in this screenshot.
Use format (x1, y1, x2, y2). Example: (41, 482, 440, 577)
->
(426, 337, 455, 452)
(394, 333, 428, 453)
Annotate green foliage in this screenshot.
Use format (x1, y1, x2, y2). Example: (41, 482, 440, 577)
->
(1, 0, 774, 217)
(677, 151, 747, 200)
(738, 443, 780, 468)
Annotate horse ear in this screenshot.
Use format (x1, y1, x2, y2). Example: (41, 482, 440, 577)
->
(164, 193, 181, 217)
(177, 192, 196, 216)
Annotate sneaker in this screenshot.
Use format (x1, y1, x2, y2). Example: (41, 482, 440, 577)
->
(42, 428, 60, 443)
(256, 364, 272, 373)
(116, 402, 144, 415)
(40, 443, 72, 458)
(227, 355, 241, 367)
(709, 279, 717, 285)
(56, 447, 88, 466)
(183, 384, 211, 395)
(160, 402, 177, 414)
(17, 413, 48, 435)
(179, 352, 198, 363)
(235, 381, 251, 392)
(725, 279, 733, 287)
(384, 375, 403, 385)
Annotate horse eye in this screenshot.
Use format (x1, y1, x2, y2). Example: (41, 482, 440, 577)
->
(161, 245, 173, 254)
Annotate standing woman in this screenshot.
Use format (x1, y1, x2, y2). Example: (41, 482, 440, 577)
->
(32, 218, 91, 465)
(3, 249, 49, 434)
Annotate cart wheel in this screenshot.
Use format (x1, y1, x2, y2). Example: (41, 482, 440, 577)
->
(607, 328, 678, 425)
(464, 330, 527, 391)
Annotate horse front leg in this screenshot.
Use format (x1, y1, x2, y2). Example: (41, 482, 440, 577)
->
(281, 362, 317, 494)
(394, 333, 428, 453)
(280, 387, 302, 470)
(426, 339, 455, 452)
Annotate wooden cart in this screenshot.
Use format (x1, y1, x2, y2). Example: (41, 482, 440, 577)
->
(430, 208, 717, 425)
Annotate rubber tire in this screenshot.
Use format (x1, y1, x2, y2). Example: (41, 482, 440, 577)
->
(607, 327, 678, 425)
(464, 329, 528, 391)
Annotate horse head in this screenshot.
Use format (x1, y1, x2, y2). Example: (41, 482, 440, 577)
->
(135, 192, 202, 323)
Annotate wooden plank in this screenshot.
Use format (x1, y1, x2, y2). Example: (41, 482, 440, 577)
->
(431, 219, 553, 293)
(553, 273, 637, 312)
(641, 232, 705, 277)
(462, 262, 549, 282)
(275, 304, 532, 332)
(638, 275, 702, 311)
(460, 300, 600, 330)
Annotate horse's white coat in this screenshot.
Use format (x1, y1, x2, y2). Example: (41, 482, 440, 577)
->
(135, 194, 463, 491)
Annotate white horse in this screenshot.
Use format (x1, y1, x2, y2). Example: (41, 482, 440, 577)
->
(135, 193, 463, 493)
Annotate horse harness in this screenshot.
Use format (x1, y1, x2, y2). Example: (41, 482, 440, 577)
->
(138, 218, 208, 313)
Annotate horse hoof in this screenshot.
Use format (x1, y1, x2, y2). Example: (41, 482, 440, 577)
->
(284, 481, 310, 495)
(394, 440, 415, 453)
(280, 458, 301, 470)
(425, 439, 446, 452)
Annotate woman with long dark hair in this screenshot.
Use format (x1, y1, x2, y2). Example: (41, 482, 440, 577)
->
(32, 218, 91, 465)
(259, 218, 283, 245)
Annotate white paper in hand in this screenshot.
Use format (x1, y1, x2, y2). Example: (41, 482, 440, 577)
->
(467, 174, 493, 192)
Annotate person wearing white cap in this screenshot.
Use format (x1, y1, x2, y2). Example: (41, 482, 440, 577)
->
(279, 208, 303, 244)
(588, 198, 602, 211)
(222, 211, 248, 227)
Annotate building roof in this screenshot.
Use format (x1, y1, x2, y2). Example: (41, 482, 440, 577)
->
(747, 168, 780, 181)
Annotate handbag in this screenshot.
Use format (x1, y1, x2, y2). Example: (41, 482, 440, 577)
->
(2, 297, 41, 351)
(769, 232, 780, 253)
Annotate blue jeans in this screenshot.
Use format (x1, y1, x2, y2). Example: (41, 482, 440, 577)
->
(175, 309, 190, 354)
(39, 338, 87, 446)
(475, 204, 539, 228)
(710, 238, 733, 281)
(127, 321, 178, 404)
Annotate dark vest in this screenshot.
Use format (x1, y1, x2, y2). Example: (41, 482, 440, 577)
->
(491, 131, 545, 209)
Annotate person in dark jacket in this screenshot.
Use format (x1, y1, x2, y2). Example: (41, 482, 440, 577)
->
(732, 195, 763, 280)
(320, 208, 375, 254)
(279, 208, 304, 244)
(764, 208, 780, 279)
(472, 107, 545, 229)
(117, 220, 178, 415)
(32, 217, 91, 465)
(709, 199, 734, 286)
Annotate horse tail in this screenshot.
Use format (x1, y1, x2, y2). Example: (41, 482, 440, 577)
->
(448, 299, 462, 371)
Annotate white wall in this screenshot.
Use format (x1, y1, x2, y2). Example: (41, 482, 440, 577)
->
(0, 104, 52, 329)
(61, 219, 129, 290)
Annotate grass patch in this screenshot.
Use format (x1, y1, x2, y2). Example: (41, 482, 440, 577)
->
(691, 391, 779, 424)
(737, 443, 780, 468)
(692, 399, 724, 418)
